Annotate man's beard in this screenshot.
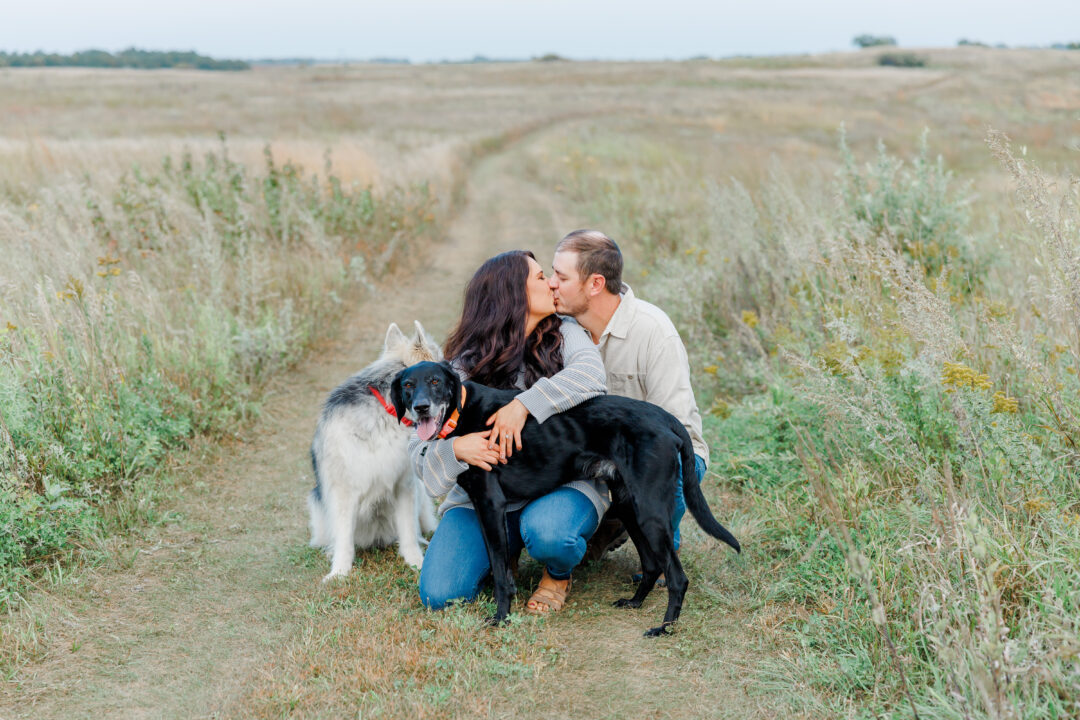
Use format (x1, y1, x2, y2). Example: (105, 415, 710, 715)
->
(555, 294, 587, 317)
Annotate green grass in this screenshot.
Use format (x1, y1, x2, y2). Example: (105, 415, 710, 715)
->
(542, 123, 1080, 717)
(0, 139, 441, 610)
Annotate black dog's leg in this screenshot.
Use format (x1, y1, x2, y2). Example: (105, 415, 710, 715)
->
(613, 499, 686, 637)
(611, 502, 663, 609)
(468, 474, 516, 625)
(647, 550, 689, 637)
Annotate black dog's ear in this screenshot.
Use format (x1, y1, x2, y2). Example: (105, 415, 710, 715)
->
(439, 361, 464, 413)
(390, 369, 408, 423)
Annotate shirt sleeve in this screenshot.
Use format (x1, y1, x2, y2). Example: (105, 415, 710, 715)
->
(644, 331, 710, 465)
(514, 318, 607, 423)
(408, 433, 468, 499)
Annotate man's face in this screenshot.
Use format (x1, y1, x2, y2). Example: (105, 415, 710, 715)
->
(549, 250, 590, 317)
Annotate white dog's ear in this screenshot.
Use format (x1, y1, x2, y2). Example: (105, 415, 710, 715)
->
(413, 320, 443, 361)
(384, 322, 408, 350)
(412, 320, 429, 344)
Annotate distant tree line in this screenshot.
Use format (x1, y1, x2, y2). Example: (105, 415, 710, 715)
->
(0, 48, 249, 70)
(853, 35, 897, 48)
(855, 34, 1080, 52)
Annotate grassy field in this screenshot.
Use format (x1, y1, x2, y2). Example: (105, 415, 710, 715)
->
(2, 47, 1079, 718)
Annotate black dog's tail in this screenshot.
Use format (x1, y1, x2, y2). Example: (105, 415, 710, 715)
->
(679, 430, 741, 553)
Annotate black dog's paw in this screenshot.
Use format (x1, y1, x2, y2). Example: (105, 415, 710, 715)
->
(643, 622, 673, 638)
(484, 614, 510, 627)
(613, 597, 642, 609)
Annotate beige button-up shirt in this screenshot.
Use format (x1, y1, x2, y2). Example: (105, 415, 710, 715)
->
(592, 286, 708, 464)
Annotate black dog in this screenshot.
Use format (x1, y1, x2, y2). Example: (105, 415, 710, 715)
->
(391, 360, 740, 636)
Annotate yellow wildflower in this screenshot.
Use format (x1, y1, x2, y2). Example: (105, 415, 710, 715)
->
(741, 310, 759, 328)
(941, 361, 992, 391)
(703, 365, 719, 375)
(991, 392, 1019, 414)
(1023, 497, 1051, 514)
(708, 398, 731, 418)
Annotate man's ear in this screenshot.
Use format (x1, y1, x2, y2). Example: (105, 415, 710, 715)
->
(588, 273, 607, 298)
(390, 370, 408, 422)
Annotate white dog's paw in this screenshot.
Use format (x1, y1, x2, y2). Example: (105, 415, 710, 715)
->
(402, 552, 424, 570)
(321, 570, 349, 584)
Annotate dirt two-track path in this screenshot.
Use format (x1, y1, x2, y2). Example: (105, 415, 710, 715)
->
(2, 127, 761, 719)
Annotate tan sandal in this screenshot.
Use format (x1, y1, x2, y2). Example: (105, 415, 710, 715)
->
(525, 570, 571, 614)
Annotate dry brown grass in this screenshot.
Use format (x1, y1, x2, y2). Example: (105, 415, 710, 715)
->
(4, 48, 1080, 719)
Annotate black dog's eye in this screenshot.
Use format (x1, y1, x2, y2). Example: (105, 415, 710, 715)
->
(403, 381, 414, 390)
(430, 379, 440, 386)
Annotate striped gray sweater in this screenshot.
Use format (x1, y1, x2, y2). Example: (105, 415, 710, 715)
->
(407, 316, 610, 519)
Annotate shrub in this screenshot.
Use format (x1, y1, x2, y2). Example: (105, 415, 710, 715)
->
(853, 34, 897, 48)
(877, 52, 927, 68)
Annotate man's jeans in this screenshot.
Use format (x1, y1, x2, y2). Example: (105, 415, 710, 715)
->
(673, 454, 708, 551)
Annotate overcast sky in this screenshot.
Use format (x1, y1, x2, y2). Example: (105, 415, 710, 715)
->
(3, 1, 1079, 62)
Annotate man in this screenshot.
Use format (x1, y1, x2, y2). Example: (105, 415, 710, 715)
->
(547, 229, 708, 562)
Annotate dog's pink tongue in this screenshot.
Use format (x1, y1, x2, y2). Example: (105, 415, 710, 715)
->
(416, 417, 439, 441)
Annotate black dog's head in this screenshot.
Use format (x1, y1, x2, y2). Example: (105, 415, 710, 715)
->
(391, 361, 462, 441)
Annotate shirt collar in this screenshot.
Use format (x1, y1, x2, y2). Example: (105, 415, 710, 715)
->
(600, 284, 635, 341)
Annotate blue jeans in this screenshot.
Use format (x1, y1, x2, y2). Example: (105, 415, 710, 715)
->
(673, 454, 708, 551)
(419, 487, 599, 610)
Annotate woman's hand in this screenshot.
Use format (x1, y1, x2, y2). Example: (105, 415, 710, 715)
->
(453, 431, 504, 471)
(486, 399, 529, 460)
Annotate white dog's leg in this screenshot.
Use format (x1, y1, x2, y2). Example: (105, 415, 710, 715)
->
(417, 481, 438, 537)
(393, 476, 425, 569)
(323, 488, 359, 582)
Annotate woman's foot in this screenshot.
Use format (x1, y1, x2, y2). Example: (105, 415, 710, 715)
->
(525, 569, 571, 614)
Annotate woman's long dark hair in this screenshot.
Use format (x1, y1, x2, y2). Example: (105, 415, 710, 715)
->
(444, 250, 563, 389)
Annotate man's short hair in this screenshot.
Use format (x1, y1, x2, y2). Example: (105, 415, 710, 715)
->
(556, 229, 624, 295)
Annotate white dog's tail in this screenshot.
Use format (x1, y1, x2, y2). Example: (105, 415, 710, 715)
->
(308, 445, 331, 548)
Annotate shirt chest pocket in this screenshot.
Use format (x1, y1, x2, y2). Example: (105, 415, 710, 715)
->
(607, 371, 645, 397)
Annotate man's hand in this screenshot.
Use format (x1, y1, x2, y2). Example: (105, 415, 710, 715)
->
(453, 431, 504, 471)
(486, 399, 529, 460)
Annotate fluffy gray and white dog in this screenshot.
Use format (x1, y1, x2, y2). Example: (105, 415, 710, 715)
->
(308, 321, 441, 581)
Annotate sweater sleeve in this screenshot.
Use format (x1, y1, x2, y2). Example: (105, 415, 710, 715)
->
(408, 434, 468, 499)
(515, 317, 607, 423)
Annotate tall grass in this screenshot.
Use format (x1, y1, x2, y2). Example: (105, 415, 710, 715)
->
(544, 125, 1080, 717)
(0, 139, 439, 608)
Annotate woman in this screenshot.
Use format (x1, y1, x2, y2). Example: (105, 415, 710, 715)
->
(412, 250, 608, 614)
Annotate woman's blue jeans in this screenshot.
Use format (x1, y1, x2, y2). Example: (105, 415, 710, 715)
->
(419, 486, 599, 610)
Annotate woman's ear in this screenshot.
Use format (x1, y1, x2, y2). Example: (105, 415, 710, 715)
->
(390, 371, 408, 422)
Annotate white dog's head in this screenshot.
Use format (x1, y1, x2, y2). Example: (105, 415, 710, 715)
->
(381, 320, 442, 367)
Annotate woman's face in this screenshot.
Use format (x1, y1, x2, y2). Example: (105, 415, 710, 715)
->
(525, 255, 556, 320)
